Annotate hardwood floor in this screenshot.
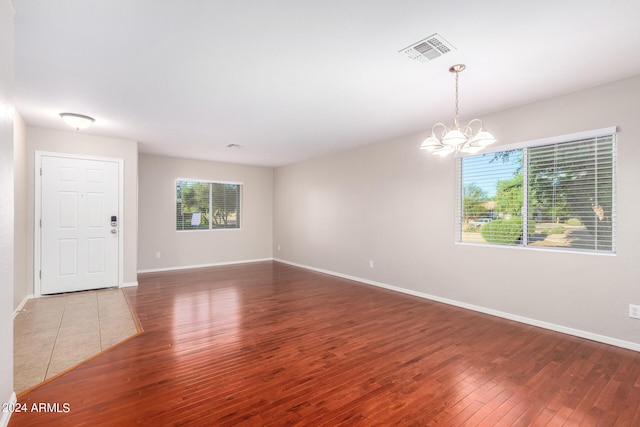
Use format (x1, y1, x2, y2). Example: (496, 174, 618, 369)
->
(9, 261, 640, 426)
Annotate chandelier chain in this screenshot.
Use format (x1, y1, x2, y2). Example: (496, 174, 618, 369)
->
(454, 69, 460, 128)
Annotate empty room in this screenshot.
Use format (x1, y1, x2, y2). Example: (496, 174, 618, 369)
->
(2, 1, 640, 426)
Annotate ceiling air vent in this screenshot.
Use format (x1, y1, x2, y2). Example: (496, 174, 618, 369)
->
(400, 33, 455, 62)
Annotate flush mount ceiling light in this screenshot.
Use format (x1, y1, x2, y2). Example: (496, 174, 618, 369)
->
(59, 112, 95, 130)
(420, 64, 496, 156)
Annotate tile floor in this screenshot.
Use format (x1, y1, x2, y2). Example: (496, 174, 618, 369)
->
(13, 288, 140, 394)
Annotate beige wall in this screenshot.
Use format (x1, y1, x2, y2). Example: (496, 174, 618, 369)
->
(13, 112, 27, 309)
(0, 0, 14, 411)
(138, 154, 273, 271)
(26, 127, 139, 292)
(274, 74, 640, 348)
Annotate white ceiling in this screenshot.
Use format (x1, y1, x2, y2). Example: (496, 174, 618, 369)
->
(13, 0, 640, 167)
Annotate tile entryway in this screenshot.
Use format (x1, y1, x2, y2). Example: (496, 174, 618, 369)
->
(13, 288, 139, 394)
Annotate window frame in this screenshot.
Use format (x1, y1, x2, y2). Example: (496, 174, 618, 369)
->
(456, 127, 616, 255)
(175, 178, 243, 232)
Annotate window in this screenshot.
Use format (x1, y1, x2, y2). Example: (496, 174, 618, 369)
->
(176, 180, 242, 231)
(458, 128, 615, 253)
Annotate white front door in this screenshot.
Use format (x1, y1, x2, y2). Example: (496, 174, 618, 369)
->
(40, 155, 120, 295)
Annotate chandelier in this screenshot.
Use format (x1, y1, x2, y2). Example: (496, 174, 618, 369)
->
(420, 64, 496, 156)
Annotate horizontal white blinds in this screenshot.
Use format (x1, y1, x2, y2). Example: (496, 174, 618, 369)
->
(210, 183, 241, 229)
(528, 136, 614, 252)
(459, 134, 615, 253)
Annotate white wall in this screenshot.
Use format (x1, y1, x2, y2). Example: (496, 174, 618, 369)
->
(13, 112, 27, 309)
(26, 127, 139, 290)
(274, 74, 640, 348)
(0, 0, 14, 418)
(138, 154, 273, 271)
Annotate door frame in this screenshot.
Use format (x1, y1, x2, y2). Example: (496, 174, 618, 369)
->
(34, 151, 125, 297)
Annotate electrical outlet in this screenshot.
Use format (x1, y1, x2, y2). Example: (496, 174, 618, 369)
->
(629, 304, 640, 319)
(369, 260, 374, 269)
(156, 251, 161, 259)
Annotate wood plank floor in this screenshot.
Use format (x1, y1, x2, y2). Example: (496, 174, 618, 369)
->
(9, 261, 640, 426)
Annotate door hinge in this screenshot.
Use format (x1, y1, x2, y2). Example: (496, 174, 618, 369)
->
(39, 270, 42, 279)
(39, 219, 42, 228)
(40, 167, 42, 176)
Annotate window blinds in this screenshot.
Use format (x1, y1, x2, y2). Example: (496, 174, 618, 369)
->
(527, 136, 614, 252)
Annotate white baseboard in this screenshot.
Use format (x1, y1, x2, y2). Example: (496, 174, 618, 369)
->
(0, 392, 16, 427)
(274, 258, 640, 353)
(13, 295, 34, 318)
(120, 281, 138, 288)
(137, 258, 273, 274)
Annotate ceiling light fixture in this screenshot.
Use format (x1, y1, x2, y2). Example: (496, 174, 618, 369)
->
(420, 64, 496, 156)
(59, 112, 95, 130)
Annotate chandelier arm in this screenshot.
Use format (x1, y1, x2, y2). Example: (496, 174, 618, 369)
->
(431, 122, 448, 139)
(460, 124, 474, 138)
(466, 118, 485, 131)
